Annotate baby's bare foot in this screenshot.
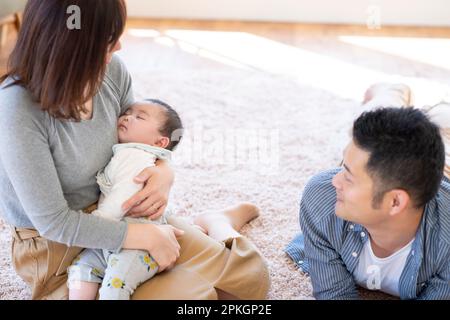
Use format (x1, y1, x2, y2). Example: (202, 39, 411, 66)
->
(223, 203, 260, 231)
(363, 83, 412, 107)
(191, 224, 208, 234)
(194, 203, 260, 233)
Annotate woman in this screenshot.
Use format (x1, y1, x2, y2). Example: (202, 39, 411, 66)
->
(0, 0, 269, 300)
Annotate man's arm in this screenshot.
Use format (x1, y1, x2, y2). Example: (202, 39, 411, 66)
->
(416, 259, 450, 300)
(300, 177, 359, 300)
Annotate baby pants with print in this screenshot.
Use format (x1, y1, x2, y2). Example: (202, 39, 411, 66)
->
(67, 246, 159, 300)
(67, 217, 164, 300)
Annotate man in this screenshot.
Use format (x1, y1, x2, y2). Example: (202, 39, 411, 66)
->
(286, 86, 450, 300)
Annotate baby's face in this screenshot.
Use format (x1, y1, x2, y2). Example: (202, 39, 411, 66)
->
(118, 103, 167, 147)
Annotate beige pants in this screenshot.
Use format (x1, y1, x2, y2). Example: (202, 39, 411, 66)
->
(10, 204, 270, 300)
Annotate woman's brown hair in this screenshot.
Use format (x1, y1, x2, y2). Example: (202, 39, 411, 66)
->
(0, 0, 127, 121)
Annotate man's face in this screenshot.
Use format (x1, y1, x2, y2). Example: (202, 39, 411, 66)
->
(332, 140, 390, 227)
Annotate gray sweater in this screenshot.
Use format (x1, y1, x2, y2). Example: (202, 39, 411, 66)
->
(0, 55, 135, 251)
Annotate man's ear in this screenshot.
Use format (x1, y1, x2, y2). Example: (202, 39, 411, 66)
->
(387, 189, 410, 216)
(155, 136, 170, 149)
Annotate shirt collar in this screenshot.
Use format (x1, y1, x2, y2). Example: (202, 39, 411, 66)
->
(347, 200, 435, 258)
(112, 143, 172, 161)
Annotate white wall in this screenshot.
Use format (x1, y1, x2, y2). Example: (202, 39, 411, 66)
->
(126, 0, 450, 27)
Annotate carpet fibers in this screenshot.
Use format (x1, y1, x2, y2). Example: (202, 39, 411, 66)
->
(1, 25, 449, 300)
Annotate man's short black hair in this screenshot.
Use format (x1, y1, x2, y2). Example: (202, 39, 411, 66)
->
(145, 99, 183, 151)
(352, 107, 445, 208)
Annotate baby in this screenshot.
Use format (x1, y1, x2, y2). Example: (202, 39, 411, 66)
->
(67, 99, 183, 300)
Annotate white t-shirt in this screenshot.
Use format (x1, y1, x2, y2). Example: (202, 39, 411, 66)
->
(353, 237, 415, 296)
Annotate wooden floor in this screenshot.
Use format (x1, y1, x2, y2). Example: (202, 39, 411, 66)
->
(126, 18, 450, 39)
(2, 18, 450, 76)
(0, 26, 17, 76)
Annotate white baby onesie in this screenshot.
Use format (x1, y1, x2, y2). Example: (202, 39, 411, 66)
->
(93, 143, 172, 222)
(68, 143, 172, 300)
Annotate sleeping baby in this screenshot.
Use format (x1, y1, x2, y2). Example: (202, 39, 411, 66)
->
(67, 99, 183, 300)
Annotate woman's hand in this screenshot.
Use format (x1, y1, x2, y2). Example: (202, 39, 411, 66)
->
(122, 160, 174, 219)
(123, 223, 184, 272)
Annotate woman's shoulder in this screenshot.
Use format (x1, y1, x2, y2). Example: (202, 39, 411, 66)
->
(103, 54, 134, 114)
(103, 54, 132, 101)
(0, 77, 48, 124)
(1, 77, 29, 99)
(105, 54, 130, 84)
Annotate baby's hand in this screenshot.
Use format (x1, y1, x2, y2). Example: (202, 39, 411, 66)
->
(122, 164, 172, 219)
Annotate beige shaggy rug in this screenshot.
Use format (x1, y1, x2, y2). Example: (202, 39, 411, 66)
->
(1, 25, 450, 300)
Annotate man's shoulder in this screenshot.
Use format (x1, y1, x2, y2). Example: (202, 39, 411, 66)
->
(301, 168, 340, 223)
(434, 177, 450, 246)
(439, 176, 450, 199)
(303, 168, 339, 203)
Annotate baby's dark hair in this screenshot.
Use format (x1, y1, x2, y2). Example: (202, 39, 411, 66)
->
(145, 99, 183, 151)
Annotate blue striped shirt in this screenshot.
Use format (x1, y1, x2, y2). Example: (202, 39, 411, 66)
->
(285, 169, 450, 300)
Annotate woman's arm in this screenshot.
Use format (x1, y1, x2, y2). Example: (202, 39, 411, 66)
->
(0, 102, 183, 264)
(123, 159, 174, 219)
(122, 223, 184, 272)
(0, 98, 128, 251)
